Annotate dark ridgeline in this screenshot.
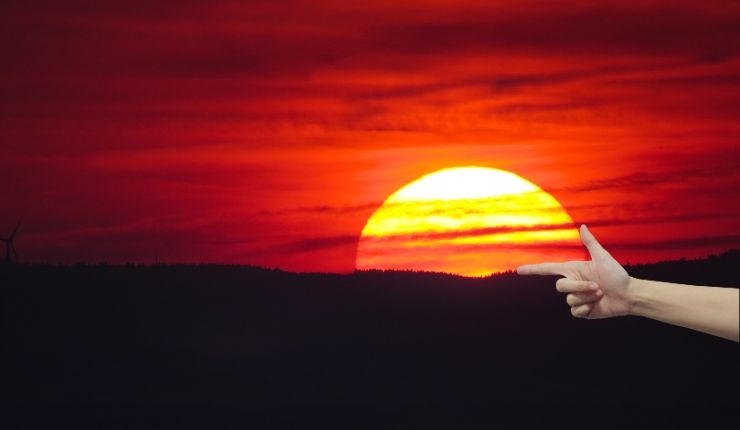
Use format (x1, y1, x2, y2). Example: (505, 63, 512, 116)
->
(1, 251, 738, 427)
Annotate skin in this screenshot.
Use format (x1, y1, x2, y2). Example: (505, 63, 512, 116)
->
(517, 225, 739, 342)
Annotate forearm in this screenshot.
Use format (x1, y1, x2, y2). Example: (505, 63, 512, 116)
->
(627, 278, 739, 342)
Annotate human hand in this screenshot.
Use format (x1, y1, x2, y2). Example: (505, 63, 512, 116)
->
(517, 225, 633, 319)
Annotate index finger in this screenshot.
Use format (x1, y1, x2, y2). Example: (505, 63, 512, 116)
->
(516, 262, 570, 276)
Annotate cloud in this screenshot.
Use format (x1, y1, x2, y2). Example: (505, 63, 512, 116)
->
(2, 0, 738, 269)
(275, 235, 360, 254)
(556, 165, 739, 194)
(358, 212, 738, 244)
(272, 210, 740, 256)
(609, 236, 740, 251)
(362, 235, 740, 256)
(256, 202, 382, 217)
(6, 1, 739, 82)
(371, 4, 740, 58)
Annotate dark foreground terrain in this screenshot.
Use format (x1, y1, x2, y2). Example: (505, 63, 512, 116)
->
(2, 252, 738, 427)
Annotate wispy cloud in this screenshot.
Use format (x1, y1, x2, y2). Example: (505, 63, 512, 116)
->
(272, 210, 740, 255)
(275, 235, 361, 254)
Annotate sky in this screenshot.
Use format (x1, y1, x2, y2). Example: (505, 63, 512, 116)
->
(1, 0, 739, 273)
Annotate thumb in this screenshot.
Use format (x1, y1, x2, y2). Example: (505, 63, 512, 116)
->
(580, 224, 607, 259)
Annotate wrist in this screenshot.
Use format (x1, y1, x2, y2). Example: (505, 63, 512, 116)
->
(626, 277, 650, 317)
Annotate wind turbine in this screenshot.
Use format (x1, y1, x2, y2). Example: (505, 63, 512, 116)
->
(2, 220, 21, 263)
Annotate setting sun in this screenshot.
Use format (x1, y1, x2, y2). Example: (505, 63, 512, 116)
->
(356, 167, 582, 276)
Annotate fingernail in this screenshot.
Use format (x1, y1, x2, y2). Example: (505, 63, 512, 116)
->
(588, 282, 598, 290)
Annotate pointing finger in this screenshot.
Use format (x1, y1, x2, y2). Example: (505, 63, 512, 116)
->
(556, 278, 599, 293)
(516, 262, 570, 276)
(580, 224, 607, 259)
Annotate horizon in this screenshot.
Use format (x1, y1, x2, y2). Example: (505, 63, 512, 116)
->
(4, 248, 738, 279)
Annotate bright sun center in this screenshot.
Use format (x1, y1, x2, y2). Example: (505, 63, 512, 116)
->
(356, 166, 582, 277)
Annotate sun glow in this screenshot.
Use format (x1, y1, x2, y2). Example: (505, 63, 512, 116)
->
(356, 166, 582, 276)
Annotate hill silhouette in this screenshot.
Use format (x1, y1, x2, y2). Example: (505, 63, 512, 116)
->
(1, 251, 738, 427)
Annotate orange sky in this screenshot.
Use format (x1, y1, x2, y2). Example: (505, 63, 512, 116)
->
(1, 0, 739, 272)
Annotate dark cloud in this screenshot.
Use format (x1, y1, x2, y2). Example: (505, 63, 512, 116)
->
(605, 73, 740, 89)
(609, 236, 740, 251)
(276, 235, 360, 254)
(5, 1, 738, 80)
(256, 202, 382, 217)
(369, 5, 739, 59)
(556, 165, 740, 194)
(491, 61, 686, 92)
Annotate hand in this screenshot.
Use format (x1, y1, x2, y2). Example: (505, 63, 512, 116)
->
(517, 225, 633, 319)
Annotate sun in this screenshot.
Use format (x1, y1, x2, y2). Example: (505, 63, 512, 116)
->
(355, 166, 582, 276)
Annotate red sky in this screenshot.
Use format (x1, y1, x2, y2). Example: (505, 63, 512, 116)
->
(1, 0, 739, 272)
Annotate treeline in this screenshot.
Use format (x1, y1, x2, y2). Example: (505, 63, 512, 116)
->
(1, 250, 738, 426)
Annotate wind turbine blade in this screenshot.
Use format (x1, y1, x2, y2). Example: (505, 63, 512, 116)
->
(11, 244, 18, 260)
(9, 220, 21, 241)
